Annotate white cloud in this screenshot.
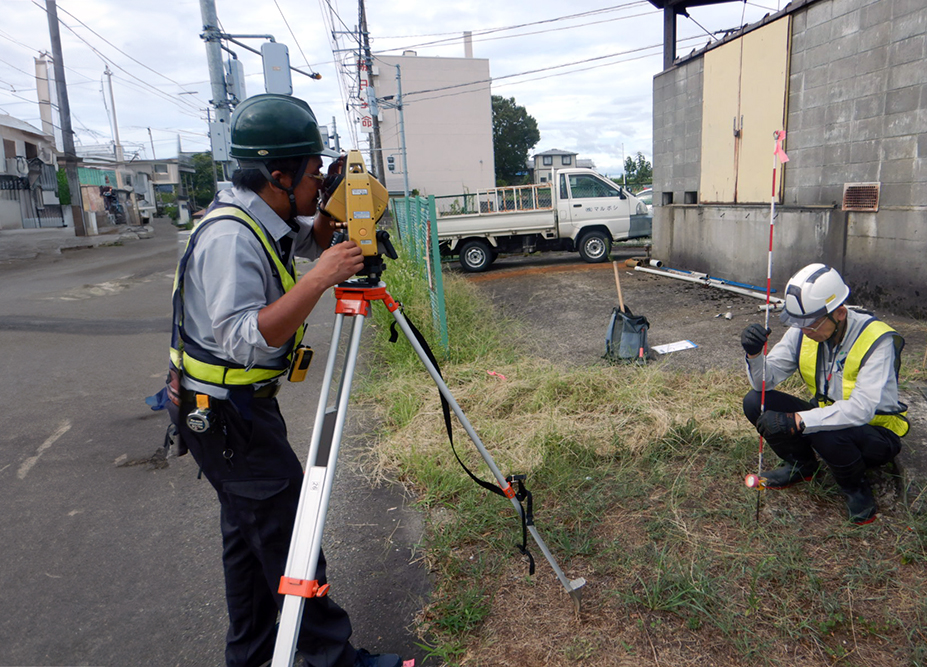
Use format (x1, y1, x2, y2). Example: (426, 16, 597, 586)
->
(0, 0, 780, 176)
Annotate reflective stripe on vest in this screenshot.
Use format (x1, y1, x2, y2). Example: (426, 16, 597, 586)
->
(170, 205, 304, 387)
(798, 320, 908, 437)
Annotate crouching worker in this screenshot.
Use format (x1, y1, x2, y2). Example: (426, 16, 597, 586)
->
(167, 94, 402, 667)
(741, 263, 908, 525)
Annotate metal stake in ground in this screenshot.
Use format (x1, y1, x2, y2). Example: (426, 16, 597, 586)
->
(745, 130, 790, 519)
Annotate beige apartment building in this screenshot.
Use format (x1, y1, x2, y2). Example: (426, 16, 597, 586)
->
(371, 52, 495, 198)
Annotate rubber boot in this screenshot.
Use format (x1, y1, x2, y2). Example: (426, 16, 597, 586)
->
(763, 457, 820, 489)
(831, 459, 877, 525)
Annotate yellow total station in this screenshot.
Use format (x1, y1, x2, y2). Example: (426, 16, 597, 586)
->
(322, 150, 390, 257)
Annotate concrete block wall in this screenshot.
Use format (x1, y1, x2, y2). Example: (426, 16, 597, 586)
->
(786, 0, 926, 315)
(652, 58, 703, 204)
(651, 0, 927, 317)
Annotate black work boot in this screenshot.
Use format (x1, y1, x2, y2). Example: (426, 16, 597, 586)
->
(842, 480, 877, 525)
(763, 458, 820, 489)
(831, 458, 878, 525)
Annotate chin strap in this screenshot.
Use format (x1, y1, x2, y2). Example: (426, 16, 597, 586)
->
(252, 156, 311, 222)
(826, 314, 847, 346)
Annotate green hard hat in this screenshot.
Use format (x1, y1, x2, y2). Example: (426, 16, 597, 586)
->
(229, 94, 338, 160)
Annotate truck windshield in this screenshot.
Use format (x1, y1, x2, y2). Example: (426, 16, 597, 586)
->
(568, 174, 624, 199)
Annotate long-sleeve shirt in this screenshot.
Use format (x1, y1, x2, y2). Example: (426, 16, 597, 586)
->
(180, 186, 325, 399)
(745, 310, 903, 433)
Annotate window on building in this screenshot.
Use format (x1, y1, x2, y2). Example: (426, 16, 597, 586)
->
(154, 164, 169, 174)
(561, 156, 572, 166)
(542, 155, 553, 166)
(25, 142, 37, 159)
(3, 139, 16, 160)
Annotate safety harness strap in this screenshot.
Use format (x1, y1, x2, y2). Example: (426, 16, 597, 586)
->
(390, 312, 536, 574)
(171, 204, 305, 387)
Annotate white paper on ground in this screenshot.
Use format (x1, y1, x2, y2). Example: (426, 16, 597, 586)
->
(652, 340, 698, 354)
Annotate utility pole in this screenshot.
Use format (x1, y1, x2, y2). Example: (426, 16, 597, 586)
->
(395, 65, 410, 206)
(46, 0, 86, 236)
(103, 65, 125, 189)
(331, 116, 341, 152)
(34, 54, 57, 148)
(147, 127, 156, 159)
(199, 0, 232, 180)
(358, 0, 385, 180)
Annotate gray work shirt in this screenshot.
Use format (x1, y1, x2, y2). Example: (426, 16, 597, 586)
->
(745, 309, 903, 433)
(181, 186, 325, 399)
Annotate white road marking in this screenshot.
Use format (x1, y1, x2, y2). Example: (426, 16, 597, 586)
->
(17, 420, 72, 480)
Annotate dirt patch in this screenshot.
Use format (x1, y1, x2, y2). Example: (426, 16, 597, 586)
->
(460, 249, 927, 504)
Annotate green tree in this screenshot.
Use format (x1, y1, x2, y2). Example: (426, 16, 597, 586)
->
(492, 95, 540, 186)
(56, 169, 71, 206)
(191, 152, 222, 210)
(623, 152, 653, 191)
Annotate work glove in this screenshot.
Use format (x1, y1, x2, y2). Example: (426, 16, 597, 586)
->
(756, 411, 801, 442)
(741, 323, 771, 356)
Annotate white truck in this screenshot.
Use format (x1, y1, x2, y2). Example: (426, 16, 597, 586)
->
(435, 167, 651, 272)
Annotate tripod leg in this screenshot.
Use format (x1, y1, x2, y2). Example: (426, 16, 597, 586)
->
(387, 306, 586, 607)
(272, 313, 367, 666)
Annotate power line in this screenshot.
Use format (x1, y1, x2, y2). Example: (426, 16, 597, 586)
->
(29, 1, 206, 116)
(272, 0, 319, 76)
(34, 1, 205, 103)
(373, 3, 651, 53)
(376, 8, 660, 54)
(400, 40, 665, 101)
(407, 34, 707, 105)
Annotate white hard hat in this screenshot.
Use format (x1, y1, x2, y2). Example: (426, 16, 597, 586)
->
(780, 263, 850, 327)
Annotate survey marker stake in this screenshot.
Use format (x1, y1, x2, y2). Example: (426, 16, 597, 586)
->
(748, 130, 790, 521)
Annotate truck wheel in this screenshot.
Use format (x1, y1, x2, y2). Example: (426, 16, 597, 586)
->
(578, 230, 611, 263)
(458, 240, 493, 272)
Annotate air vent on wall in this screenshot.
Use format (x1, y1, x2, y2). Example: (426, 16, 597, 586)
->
(842, 182, 880, 212)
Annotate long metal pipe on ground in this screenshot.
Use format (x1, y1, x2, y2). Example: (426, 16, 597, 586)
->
(633, 266, 785, 306)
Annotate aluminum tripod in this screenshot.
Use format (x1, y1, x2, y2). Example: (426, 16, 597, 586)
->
(271, 280, 586, 666)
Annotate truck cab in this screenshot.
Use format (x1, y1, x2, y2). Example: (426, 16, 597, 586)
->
(557, 170, 641, 262)
(433, 167, 650, 271)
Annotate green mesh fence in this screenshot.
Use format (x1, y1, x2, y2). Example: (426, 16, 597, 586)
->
(389, 195, 448, 352)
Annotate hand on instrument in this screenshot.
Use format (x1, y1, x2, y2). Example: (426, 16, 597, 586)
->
(741, 323, 771, 356)
(315, 239, 364, 286)
(756, 410, 802, 442)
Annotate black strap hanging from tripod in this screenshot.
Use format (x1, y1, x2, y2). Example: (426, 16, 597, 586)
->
(390, 312, 535, 575)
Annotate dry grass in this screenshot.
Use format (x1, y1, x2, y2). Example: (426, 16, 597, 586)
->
(358, 258, 927, 667)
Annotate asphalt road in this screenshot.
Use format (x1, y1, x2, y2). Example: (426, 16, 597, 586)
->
(0, 220, 429, 667)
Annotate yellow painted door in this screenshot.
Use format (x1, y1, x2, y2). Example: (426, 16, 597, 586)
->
(700, 17, 791, 204)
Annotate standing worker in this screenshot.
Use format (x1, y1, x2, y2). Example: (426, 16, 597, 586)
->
(167, 94, 402, 667)
(740, 263, 908, 525)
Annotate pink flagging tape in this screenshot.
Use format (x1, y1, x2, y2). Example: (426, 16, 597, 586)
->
(774, 130, 790, 163)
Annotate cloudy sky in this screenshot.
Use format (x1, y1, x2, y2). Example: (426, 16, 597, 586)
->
(1, 0, 781, 178)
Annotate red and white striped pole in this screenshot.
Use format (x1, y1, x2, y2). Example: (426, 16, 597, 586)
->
(746, 131, 789, 515)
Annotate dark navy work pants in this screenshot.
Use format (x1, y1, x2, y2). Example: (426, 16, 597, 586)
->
(180, 396, 355, 667)
(743, 390, 901, 469)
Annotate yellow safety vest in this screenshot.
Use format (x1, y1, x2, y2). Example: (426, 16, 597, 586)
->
(170, 205, 305, 387)
(798, 319, 908, 437)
